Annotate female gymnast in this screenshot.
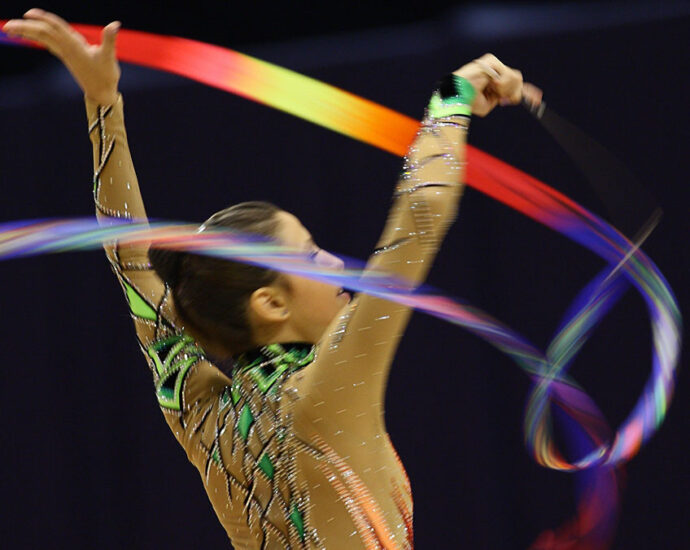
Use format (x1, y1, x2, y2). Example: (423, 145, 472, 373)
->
(3, 9, 529, 549)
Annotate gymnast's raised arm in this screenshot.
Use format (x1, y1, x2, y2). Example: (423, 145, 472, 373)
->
(288, 55, 525, 444)
(3, 10, 189, 355)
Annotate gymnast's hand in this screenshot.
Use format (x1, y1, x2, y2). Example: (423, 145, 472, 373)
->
(3, 8, 120, 105)
(454, 53, 540, 117)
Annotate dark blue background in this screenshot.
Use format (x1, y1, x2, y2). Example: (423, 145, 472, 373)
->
(1, 1, 688, 548)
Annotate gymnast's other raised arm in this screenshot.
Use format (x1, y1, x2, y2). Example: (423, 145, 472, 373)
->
(3, 9, 184, 346)
(287, 55, 525, 443)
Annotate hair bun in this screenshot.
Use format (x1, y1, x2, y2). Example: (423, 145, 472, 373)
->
(149, 248, 185, 287)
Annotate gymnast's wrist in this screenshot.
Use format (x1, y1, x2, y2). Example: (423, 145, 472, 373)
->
(427, 74, 475, 120)
(84, 88, 120, 106)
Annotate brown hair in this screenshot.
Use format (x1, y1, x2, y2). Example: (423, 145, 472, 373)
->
(149, 201, 283, 357)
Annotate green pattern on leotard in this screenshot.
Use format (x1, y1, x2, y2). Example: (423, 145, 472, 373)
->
(148, 334, 204, 410)
(237, 343, 315, 394)
(122, 279, 157, 320)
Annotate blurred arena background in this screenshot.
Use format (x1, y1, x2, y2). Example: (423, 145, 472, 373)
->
(0, 1, 688, 548)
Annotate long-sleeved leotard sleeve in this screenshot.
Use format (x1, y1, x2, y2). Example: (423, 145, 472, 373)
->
(88, 94, 170, 341)
(289, 88, 469, 432)
(283, 78, 471, 547)
(86, 94, 230, 427)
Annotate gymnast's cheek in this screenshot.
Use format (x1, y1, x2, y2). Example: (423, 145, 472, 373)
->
(284, 275, 346, 340)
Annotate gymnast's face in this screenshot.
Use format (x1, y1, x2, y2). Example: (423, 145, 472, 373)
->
(247, 211, 350, 346)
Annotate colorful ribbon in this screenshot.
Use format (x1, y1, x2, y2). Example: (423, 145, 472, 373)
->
(0, 22, 681, 549)
(0, 216, 678, 469)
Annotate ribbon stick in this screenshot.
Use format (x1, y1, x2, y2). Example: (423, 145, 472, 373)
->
(0, 22, 681, 549)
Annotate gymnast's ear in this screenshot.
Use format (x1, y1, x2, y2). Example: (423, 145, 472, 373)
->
(248, 286, 289, 324)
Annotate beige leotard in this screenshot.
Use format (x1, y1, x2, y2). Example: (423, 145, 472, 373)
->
(86, 81, 468, 549)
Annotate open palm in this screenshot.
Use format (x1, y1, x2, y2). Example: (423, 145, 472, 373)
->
(3, 8, 121, 104)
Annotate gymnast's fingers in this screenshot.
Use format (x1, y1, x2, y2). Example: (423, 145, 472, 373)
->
(3, 11, 121, 105)
(492, 66, 523, 105)
(506, 69, 524, 104)
(24, 8, 71, 32)
(24, 8, 87, 45)
(474, 53, 506, 81)
(100, 21, 121, 59)
(473, 55, 523, 106)
(522, 82, 544, 109)
(2, 18, 64, 55)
